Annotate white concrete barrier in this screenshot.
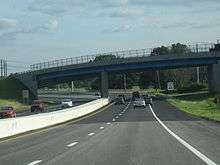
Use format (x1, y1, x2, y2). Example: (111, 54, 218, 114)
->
(0, 98, 109, 139)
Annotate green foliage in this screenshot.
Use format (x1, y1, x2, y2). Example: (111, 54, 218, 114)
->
(0, 99, 30, 112)
(0, 77, 33, 101)
(169, 95, 220, 122)
(93, 54, 116, 62)
(177, 83, 208, 93)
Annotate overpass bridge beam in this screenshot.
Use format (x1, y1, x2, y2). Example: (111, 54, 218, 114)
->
(100, 71, 109, 98)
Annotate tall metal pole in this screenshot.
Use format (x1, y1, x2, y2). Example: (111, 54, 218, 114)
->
(156, 70, 161, 90)
(123, 74, 127, 93)
(197, 67, 200, 84)
(196, 44, 200, 84)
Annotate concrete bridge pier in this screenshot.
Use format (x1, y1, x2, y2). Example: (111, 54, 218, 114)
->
(100, 71, 109, 98)
(208, 62, 220, 95)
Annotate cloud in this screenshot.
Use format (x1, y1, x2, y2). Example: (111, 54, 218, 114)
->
(0, 19, 58, 45)
(44, 19, 58, 30)
(102, 24, 132, 33)
(0, 18, 17, 30)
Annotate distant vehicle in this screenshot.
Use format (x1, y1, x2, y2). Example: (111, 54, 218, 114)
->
(118, 94, 126, 101)
(133, 98, 146, 108)
(94, 92, 101, 98)
(143, 95, 153, 106)
(0, 106, 16, 118)
(61, 99, 73, 108)
(132, 91, 141, 100)
(31, 100, 45, 112)
(115, 97, 125, 105)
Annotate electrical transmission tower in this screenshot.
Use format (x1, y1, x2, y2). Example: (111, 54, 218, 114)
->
(0, 59, 7, 77)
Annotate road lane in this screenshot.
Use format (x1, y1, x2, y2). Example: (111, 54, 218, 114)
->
(0, 100, 219, 165)
(16, 101, 89, 117)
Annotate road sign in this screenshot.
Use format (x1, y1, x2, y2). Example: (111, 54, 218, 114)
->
(167, 82, 174, 91)
(22, 90, 29, 99)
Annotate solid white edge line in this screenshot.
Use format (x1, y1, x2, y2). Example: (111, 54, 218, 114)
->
(67, 142, 78, 147)
(27, 160, 42, 165)
(149, 105, 217, 165)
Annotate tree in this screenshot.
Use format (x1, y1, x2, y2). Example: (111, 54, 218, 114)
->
(151, 46, 169, 56)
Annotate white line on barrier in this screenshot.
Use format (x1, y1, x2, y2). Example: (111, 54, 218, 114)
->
(88, 132, 95, 136)
(67, 142, 78, 147)
(27, 160, 42, 165)
(149, 105, 217, 165)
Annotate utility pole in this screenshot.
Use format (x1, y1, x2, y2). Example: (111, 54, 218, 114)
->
(123, 74, 127, 93)
(196, 44, 200, 84)
(156, 70, 161, 90)
(197, 67, 200, 84)
(71, 81, 74, 92)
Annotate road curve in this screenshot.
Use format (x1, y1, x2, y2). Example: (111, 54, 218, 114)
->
(0, 100, 220, 165)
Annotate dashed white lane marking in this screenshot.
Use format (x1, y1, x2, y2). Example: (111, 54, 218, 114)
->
(67, 142, 78, 147)
(100, 126, 104, 129)
(106, 122, 111, 125)
(119, 113, 122, 116)
(27, 160, 42, 165)
(149, 105, 217, 165)
(112, 118, 116, 122)
(115, 116, 119, 119)
(88, 132, 95, 136)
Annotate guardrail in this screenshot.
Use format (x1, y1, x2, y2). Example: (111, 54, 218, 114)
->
(29, 43, 215, 71)
(0, 98, 109, 139)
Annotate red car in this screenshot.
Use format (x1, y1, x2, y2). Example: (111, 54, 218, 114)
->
(0, 106, 16, 118)
(31, 100, 45, 112)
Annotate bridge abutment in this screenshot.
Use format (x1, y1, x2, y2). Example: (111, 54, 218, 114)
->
(100, 71, 109, 98)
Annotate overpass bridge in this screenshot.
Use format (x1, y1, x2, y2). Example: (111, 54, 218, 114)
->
(11, 43, 220, 99)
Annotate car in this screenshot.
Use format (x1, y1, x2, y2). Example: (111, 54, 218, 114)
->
(133, 98, 146, 108)
(0, 106, 16, 118)
(132, 91, 141, 101)
(31, 100, 45, 112)
(143, 95, 153, 106)
(118, 94, 126, 101)
(115, 97, 125, 105)
(61, 99, 73, 108)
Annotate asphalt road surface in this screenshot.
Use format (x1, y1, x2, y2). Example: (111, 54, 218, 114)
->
(16, 101, 89, 117)
(0, 100, 220, 165)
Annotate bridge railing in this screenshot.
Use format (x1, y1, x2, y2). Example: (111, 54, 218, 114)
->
(28, 43, 214, 71)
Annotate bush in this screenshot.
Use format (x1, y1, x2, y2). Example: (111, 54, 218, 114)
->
(177, 83, 207, 93)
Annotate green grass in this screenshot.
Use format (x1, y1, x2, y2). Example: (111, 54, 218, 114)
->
(168, 96, 220, 122)
(0, 99, 30, 112)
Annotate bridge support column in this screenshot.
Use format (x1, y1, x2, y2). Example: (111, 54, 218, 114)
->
(208, 62, 220, 95)
(100, 71, 109, 98)
(207, 65, 214, 94)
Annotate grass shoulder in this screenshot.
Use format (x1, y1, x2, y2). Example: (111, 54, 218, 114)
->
(168, 95, 220, 122)
(0, 99, 30, 112)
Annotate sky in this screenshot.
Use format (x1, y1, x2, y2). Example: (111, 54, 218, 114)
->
(0, 0, 220, 73)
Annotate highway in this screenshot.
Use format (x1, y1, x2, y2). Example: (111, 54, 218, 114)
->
(0, 100, 220, 165)
(15, 101, 89, 117)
